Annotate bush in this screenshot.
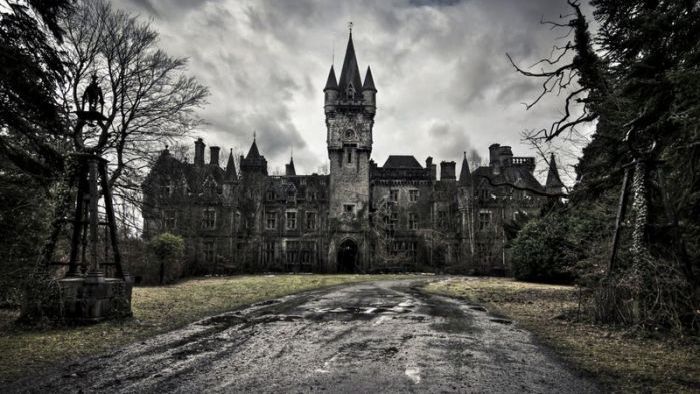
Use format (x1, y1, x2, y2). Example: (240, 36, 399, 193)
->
(146, 232, 185, 285)
(509, 211, 577, 283)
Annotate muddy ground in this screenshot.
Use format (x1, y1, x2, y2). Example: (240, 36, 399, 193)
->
(6, 279, 598, 393)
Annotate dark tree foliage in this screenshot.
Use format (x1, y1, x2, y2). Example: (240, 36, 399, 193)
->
(0, 1, 73, 184)
(0, 1, 73, 307)
(510, 0, 699, 330)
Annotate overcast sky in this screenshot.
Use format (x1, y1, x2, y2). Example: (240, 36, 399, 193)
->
(117, 0, 591, 182)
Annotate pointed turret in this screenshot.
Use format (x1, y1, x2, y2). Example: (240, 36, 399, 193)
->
(246, 136, 261, 159)
(240, 134, 268, 176)
(338, 32, 363, 100)
(324, 66, 339, 91)
(224, 149, 237, 181)
(285, 155, 296, 176)
(459, 151, 472, 187)
(362, 66, 376, 112)
(362, 66, 376, 92)
(324, 66, 339, 114)
(545, 153, 565, 194)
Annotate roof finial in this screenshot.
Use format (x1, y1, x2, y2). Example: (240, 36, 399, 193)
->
(290, 146, 294, 159)
(253, 130, 256, 141)
(348, 21, 353, 35)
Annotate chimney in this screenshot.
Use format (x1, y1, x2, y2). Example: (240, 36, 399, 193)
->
(440, 161, 456, 181)
(209, 146, 220, 167)
(426, 157, 436, 180)
(194, 138, 205, 166)
(488, 143, 500, 167)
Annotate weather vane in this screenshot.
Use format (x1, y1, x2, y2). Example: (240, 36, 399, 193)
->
(348, 21, 353, 33)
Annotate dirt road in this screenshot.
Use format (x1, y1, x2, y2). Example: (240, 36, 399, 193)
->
(8, 279, 598, 393)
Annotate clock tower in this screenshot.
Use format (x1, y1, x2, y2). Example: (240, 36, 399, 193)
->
(324, 29, 377, 272)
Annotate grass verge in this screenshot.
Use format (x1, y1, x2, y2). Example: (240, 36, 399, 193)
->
(424, 277, 700, 393)
(0, 274, 415, 384)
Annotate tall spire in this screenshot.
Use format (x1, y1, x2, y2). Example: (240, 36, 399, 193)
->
(285, 151, 296, 176)
(545, 153, 565, 192)
(459, 151, 472, 186)
(338, 29, 363, 97)
(224, 148, 237, 181)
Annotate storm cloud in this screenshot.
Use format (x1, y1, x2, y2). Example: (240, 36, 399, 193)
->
(117, 0, 590, 181)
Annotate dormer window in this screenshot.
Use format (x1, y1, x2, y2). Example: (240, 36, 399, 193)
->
(346, 83, 355, 99)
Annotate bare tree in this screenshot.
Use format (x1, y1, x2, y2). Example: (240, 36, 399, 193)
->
(58, 0, 208, 203)
(506, 0, 604, 142)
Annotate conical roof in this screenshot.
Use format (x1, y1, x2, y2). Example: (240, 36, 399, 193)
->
(324, 66, 338, 91)
(459, 152, 472, 186)
(545, 153, 565, 189)
(337, 32, 363, 96)
(362, 66, 376, 91)
(246, 137, 261, 159)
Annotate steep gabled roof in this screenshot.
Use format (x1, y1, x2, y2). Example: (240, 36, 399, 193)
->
(324, 65, 339, 91)
(459, 152, 472, 186)
(362, 66, 376, 91)
(382, 155, 422, 169)
(337, 32, 363, 95)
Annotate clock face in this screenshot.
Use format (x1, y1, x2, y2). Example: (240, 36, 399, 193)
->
(344, 129, 356, 141)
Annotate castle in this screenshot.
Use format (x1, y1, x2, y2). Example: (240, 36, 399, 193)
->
(142, 32, 564, 275)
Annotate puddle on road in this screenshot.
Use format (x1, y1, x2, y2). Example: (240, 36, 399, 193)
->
(303, 304, 415, 322)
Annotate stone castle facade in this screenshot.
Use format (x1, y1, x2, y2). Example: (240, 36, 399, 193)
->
(142, 32, 564, 275)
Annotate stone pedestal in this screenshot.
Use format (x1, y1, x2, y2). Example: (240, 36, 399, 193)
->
(58, 273, 134, 323)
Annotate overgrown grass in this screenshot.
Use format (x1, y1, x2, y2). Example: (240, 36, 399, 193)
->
(0, 274, 414, 384)
(425, 277, 700, 393)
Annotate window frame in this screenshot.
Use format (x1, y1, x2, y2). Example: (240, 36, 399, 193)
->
(286, 211, 297, 230)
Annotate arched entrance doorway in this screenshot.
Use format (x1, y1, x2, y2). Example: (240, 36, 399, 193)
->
(337, 239, 358, 273)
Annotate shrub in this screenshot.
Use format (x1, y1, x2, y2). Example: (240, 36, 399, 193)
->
(509, 212, 576, 283)
(146, 232, 185, 285)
